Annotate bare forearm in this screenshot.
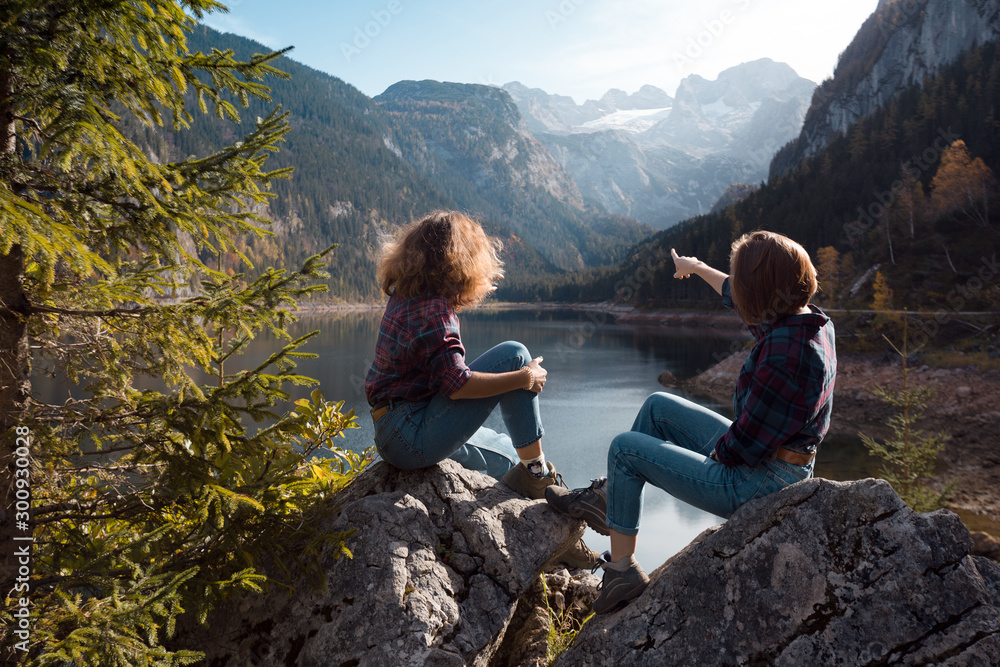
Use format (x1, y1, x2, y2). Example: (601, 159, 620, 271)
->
(691, 262, 728, 295)
(448, 369, 531, 400)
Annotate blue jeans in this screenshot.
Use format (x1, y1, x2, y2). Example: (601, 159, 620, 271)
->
(373, 341, 542, 479)
(605, 392, 813, 535)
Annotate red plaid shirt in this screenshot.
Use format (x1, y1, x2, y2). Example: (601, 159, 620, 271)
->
(365, 294, 473, 405)
(714, 278, 837, 468)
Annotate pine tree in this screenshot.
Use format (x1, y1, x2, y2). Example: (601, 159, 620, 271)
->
(1, 1, 370, 662)
(860, 314, 953, 512)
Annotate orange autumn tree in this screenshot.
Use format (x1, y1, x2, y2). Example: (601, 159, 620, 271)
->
(815, 246, 841, 305)
(929, 140, 998, 231)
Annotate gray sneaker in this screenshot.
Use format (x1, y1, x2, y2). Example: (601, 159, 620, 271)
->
(544, 477, 609, 536)
(502, 461, 565, 500)
(592, 551, 649, 615)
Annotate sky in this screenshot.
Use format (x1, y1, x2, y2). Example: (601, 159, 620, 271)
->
(201, 0, 881, 103)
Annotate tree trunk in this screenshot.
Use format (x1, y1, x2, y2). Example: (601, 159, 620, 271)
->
(0, 63, 31, 612)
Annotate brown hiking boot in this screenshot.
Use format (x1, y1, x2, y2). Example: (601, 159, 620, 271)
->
(554, 537, 601, 570)
(592, 551, 649, 615)
(502, 461, 565, 500)
(544, 477, 609, 535)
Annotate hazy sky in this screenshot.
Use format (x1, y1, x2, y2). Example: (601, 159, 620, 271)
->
(202, 0, 880, 102)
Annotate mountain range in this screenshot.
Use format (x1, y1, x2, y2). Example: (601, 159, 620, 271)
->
(543, 0, 1000, 315)
(137, 26, 654, 300)
(504, 59, 816, 228)
(156, 0, 1000, 308)
(147, 25, 813, 299)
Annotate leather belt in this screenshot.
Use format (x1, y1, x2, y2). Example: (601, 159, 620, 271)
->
(775, 447, 815, 466)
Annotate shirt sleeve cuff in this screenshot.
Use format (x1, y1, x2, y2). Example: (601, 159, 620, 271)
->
(439, 365, 472, 397)
(721, 277, 735, 311)
(713, 438, 743, 467)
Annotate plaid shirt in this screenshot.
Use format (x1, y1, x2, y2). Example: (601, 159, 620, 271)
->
(713, 278, 837, 468)
(365, 293, 473, 405)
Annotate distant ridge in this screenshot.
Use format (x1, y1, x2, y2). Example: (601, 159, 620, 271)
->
(772, 0, 1000, 178)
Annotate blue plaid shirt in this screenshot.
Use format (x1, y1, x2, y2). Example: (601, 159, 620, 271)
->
(365, 293, 473, 405)
(714, 278, 837, 467)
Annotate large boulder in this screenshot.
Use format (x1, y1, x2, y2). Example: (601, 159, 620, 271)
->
(177, 459, 584, 666)
(559, 478, 1000, 666)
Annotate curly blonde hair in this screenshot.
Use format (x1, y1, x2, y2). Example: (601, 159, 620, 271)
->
(377, 211, 504, 309)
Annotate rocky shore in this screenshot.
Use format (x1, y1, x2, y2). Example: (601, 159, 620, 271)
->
(174, 461, 1000, 665)
(683, 349, 1000, 527)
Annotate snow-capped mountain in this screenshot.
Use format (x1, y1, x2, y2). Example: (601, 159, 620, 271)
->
(503, 59, 815, 228)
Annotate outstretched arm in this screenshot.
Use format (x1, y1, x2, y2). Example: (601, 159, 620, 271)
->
(671, 248, 728, 296)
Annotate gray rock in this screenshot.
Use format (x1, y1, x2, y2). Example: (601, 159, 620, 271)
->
(491, 567, 601, 667)
(176, 459, 584, 666)
(559, 478, 1000, 666)
(657, 370, 678, 388)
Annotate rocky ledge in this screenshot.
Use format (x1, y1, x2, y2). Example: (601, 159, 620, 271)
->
(174, 459, 588, 666)
(560, 477, 1000, 666)
(175, 462, 1000, 665)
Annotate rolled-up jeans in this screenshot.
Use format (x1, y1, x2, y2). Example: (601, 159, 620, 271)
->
(605, 392, 813, 535)
(373, 341, 542, 479)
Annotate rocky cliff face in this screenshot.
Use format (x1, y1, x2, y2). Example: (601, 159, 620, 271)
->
(775, 0, 1000, 176)
(560, 477, 1000, 665)
(174, 461, 1000, 666)
(377, 80, 584, 210)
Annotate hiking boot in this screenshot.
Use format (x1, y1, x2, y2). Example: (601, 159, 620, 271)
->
(592, 551, 649, 615)
(554, 537, 601, 570)
(502, 461, 565, 500)
(544, 477, 609, 536)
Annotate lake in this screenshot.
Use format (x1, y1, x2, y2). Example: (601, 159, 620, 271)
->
(275, 307, 873, 570)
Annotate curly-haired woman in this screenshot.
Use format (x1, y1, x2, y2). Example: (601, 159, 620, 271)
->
(365, 211, 564, 500)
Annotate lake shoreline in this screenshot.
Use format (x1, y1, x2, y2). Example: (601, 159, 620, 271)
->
(294, 300, 749, 331)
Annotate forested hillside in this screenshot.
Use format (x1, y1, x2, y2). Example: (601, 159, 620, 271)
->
(376, 80, 651, 270)
(523, 40, 1000, 317)
(128, 26, 649, 300)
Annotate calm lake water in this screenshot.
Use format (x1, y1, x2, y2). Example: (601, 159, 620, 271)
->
(274, 307, 875, 569)
(35, 307, 877, 567)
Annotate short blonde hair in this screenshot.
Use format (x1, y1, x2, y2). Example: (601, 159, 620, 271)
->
(729, 230, 817, 325)
(377, 211, 504, 309)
